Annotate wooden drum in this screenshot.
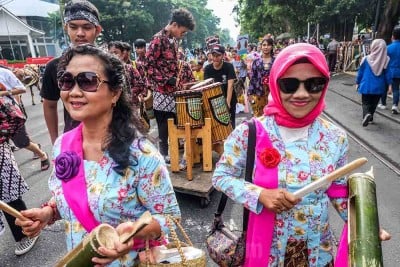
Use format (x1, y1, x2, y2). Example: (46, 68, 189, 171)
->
(193, 82, 233, 143)
(173, 89, 204, 128)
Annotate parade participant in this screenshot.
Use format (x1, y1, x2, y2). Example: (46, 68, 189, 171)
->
(248, 38, 275, 117)
(356, 39, 392, 126)
(121, 42, 133, 64)
(134, 38, 147, 75)
(108, 41, 146, 107)
(192, 61, 204, 81)
(145, 8, 195, 162)
(327, 37, 339, 73)
(212, 43, 371, 266)
(203, 50, 213, 68)
(0, 66, 50, 171)
(204, 44, 237, 128)
(41, 0, 102, 144)
(231, 49, 247, 84)
(0, 70, 40, 255)
(387, 26, 400, 114)
(16, 45, 181, 266)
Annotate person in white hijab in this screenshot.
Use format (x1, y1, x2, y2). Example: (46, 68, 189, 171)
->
(356, 39, 392, 127)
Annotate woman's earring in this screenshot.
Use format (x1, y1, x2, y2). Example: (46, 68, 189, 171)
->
(112, 102, 116, 108)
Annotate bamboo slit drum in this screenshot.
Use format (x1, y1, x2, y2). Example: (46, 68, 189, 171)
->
(348, 168, 383, 267)
(192, 82, 233, 143)
(173, 89, 204, 128)
(55, 211, 153, 267)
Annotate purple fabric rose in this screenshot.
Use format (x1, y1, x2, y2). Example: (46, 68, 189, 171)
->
(55, 151, 81, 181)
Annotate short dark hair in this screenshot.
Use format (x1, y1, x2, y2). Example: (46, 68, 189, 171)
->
(393, 26, 400, 40)
(134, 39, 146, 48)
(121, 42, 132, 52)
(58, 45, 148, 174)
(108, 41, 124, 51)
(261, 38, 274, 46)
(170, 8, 195, 31)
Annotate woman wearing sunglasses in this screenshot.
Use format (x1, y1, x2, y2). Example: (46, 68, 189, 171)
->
(15, 45, 181, 266)
(213, 43, 390, 266)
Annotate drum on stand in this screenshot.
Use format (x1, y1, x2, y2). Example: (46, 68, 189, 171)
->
(192, 82, 233, 143)
(173, 89, 204, 128)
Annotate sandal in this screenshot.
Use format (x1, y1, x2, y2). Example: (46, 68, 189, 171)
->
(40, 152, 50, 171)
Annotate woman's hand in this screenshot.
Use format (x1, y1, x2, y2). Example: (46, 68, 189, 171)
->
(259, 188, 301, 213)
(15, 207, 53, 237)
(379, 228, 391, 241)
(92, 222, 135, 267)
(388, 85, 393, 95)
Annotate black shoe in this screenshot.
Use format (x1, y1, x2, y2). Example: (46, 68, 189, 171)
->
(362, 114, 372, 127)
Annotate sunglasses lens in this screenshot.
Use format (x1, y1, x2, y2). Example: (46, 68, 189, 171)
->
(77, 72, 99, 92)
(278, 77, 327, 94)
(278, 78, 299, 94)
(304, 77, 327, 93)
(58, 72, 75, 91)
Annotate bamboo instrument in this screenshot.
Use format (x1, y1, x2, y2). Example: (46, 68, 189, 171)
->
(348, 167, 383, 267)
(0, 200, 28, 220)
(55, 211, 153, 267)
(293, 157, 368, 198)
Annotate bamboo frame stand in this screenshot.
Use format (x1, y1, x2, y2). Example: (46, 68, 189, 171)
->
(168, 118, 212, 181)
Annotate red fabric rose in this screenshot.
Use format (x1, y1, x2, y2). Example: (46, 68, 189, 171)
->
(262, 75, 269, 86)
(260, 147, 281, 168)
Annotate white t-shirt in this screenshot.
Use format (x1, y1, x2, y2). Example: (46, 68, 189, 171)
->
(0, 67, 25, 103)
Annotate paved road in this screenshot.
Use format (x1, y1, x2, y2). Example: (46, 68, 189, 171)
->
(1, 74, 399, 266)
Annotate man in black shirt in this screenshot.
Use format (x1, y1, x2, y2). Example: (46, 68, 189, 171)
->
(40, 0, 102, 144)
(204, 44, 237, 128)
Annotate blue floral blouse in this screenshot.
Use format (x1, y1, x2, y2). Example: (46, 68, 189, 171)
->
(248, 57, 275, 96)
(49, 137, 181, 267)
(213, 116, 349, 267)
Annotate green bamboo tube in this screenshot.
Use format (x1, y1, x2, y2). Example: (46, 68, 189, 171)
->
(65, 224, 119, 267)
(348, 169, 383, 267)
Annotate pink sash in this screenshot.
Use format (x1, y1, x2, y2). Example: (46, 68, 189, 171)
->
(60, 124, 163, 249)
(244, 119, 278, 266)
(60, 123, 99, 232)
(244, 119, 349, 266)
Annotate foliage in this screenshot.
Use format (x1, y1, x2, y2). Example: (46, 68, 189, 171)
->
(67, 0, 229, 48)
(235, 0, 399, 42)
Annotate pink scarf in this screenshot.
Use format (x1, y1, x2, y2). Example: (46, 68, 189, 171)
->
(244, 119, 348, 266)
(264, 43, 330, 128)
(60, 123, 99, 232)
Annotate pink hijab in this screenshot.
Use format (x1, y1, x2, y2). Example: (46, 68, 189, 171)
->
(264, 43, 330, 128)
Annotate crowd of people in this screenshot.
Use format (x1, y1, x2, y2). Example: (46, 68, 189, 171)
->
(0, 0, 394, 266)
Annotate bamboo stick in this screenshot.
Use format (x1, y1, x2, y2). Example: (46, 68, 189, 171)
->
(348, 168, 383, 267)
(0, 200, 28, 220)
(293, 157, 368, 198)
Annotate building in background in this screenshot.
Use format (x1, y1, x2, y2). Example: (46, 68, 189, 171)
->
(0, 0, 61, 60)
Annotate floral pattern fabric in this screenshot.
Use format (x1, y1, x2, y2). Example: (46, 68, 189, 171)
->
(124, 63, 146, 106)
(49, 137, 181, 267)
(212, 115, 349, 267)
(248, 57, 275, 96)
(145, 28, 179, 94)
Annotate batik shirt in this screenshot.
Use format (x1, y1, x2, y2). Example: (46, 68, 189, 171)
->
(49, 137, 181, 267)
(146, 28, 179, 94)
(124, 64, 146, 106)
(248, 57, 275, 96)
(213, 116, 349, 267)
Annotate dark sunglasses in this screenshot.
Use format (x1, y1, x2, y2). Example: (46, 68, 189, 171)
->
(57, 71, 109, 92)
(278, 77, 328, 94)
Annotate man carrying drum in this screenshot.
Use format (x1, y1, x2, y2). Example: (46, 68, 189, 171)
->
(204, 44, 237, 128)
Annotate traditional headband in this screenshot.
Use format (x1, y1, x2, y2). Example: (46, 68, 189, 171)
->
(64, 10, 100, 26)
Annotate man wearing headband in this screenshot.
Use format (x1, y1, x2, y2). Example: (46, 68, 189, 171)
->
(40, 0, 102, 144)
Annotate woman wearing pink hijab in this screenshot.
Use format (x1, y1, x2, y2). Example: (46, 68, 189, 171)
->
(213, 43, 350, 266)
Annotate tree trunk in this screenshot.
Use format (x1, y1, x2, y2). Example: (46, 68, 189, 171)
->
(376, 0, 400, 43)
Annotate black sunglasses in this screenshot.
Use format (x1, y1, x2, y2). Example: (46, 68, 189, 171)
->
(278, 77, 328, 94)
(57, 71, 109, 92)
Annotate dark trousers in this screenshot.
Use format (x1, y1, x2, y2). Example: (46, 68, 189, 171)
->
(230, 104, 236, 129)
(154, 110, 176, 156)
(327, 52, 337, 72)
(362, 94, 381, 119)
(4, 198, 27, 242)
